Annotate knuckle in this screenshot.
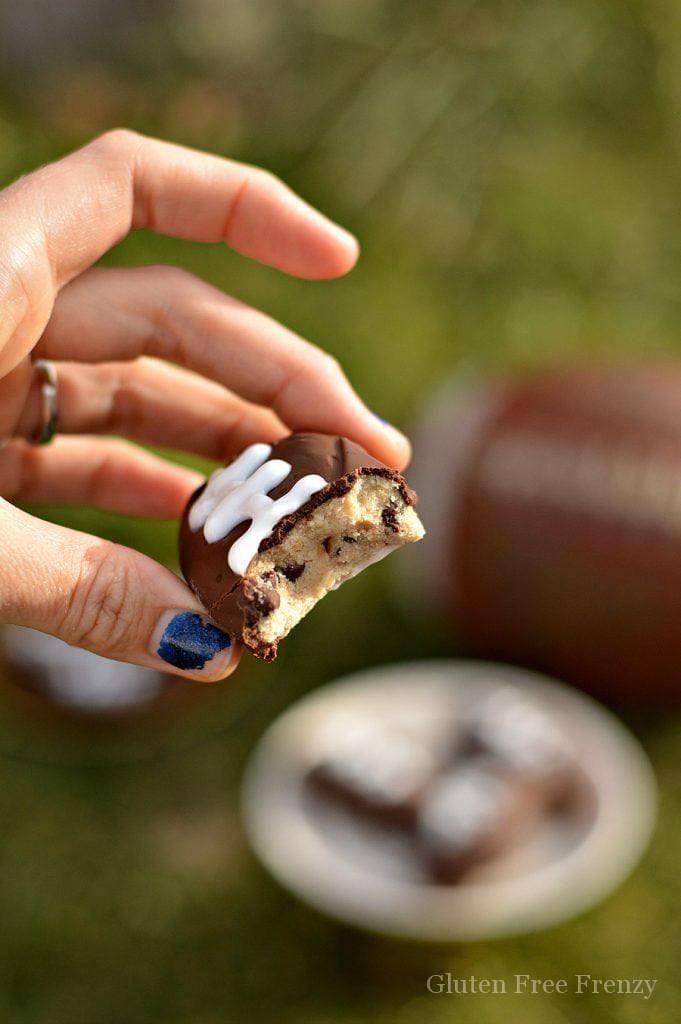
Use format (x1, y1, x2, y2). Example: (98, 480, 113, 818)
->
(61, 540, 144, 655)
(273, 348, 344, 411)
(251, 166, 282, 191)
(314, 349, 344, 381)
(146, 278, 191, 362)
(132, 265, 198, 362)
(148, 264, 196, 296)
(104, 371, 138, 433)
(220, 166, 283, 240)
(94, 437, 134, 468)
(143, 262, 186, 282)
(90, 127, 140, 155)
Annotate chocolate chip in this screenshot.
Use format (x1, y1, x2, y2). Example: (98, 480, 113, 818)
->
(342, 535, 357, 544)
(278, 563, 305, 582)
(381, 506, 399, 532)
(239, 579, 280, 625)
(322, 537, 333, 554)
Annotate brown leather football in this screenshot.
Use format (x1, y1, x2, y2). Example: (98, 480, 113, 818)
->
(405, 365, 681, 707)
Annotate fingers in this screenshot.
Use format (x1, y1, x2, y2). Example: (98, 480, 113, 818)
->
(0, 500, 241, 682)
(14, 358, 288, 460)
(0, 436, 203, 518)
(37, 265, 411, 469)
(0, 358, 32, 442)
(0, 129, 358, 376)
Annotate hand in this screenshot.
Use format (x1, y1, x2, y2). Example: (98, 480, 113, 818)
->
(0, 130, 409, 682)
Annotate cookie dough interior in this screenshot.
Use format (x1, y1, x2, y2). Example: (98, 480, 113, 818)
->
(241, 475, 424, 657)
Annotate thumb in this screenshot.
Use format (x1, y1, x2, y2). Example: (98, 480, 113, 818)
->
(0, 501, 240, 682)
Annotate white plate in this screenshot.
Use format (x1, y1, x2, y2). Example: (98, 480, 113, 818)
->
(242, 660, 656, 941)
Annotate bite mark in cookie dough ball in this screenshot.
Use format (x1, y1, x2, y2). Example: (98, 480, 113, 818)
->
(179, 433, 424, 661)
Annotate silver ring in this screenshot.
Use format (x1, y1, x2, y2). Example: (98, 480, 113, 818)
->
(28, 359, 59, 445)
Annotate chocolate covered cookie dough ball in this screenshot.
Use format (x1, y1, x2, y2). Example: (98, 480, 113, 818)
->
(179, 433, 424, 660)
(306, 711, 440, 826)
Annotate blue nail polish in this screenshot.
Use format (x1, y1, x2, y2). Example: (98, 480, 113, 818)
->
(373, 413, 391, 426)
(157, 612, 231, 671)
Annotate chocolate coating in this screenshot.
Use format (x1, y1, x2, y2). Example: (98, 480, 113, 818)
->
(179, 433, 416, 657)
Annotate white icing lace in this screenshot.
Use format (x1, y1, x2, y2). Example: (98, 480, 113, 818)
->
(188, 443, 327, 576)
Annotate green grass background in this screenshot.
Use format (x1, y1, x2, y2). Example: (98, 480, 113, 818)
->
(1, 1, 681, 1021)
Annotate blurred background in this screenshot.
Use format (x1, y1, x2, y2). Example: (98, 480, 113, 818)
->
(0, 0, 680, 1021)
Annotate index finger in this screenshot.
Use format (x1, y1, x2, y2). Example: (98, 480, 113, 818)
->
(0, 130, 359, 374)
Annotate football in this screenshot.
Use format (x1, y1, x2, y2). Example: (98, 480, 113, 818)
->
(403, 365, 681, 707)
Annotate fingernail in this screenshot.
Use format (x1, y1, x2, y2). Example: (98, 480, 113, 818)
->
(371, 412, 411, 465)
(306, 205, 358, 250)
(373, 411, 409, 443)
(331, 222, 360, 256)
(153, 611, 233, 676)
